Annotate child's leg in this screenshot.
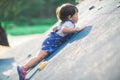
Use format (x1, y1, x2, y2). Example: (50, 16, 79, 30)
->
(17, 50, 48, 80)
(24, 50, 48, 71)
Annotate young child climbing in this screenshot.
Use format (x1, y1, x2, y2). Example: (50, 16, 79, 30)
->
(17, 3, 87, 80)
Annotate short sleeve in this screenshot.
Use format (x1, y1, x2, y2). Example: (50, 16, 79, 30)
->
(56, 21, 75, 37)
(62, 21, 75, 28)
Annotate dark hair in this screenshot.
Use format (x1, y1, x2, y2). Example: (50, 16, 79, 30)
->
(56, 3, 78, 21)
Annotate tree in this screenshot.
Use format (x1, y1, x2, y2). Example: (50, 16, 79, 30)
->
(0, 0, 77, 25)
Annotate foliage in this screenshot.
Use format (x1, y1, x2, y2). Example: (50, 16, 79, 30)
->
(6, 24, 52, 36)
(0, 0, 77, 23)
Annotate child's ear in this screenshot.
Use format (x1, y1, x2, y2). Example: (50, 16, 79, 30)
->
(68, 15, 72, 20)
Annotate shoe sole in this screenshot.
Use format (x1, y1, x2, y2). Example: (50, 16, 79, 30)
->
(17, 66, 23, 80)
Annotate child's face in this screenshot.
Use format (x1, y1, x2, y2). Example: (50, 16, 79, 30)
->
(70, 11, 78, 23)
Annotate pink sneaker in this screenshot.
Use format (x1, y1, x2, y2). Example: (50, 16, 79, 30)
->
(17, 66, 26, 80)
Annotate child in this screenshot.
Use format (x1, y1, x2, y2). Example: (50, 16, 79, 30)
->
(17, 3, 87, 80)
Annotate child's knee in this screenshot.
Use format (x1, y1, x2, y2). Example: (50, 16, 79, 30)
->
(37, 52, 48, 60)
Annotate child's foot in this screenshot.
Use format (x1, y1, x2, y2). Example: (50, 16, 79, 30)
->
(17, 66, 26, 80)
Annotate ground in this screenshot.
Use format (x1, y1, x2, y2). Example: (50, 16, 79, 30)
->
(0, 34, 41, 55)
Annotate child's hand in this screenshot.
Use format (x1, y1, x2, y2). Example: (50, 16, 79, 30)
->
(52, 26, 58, 32)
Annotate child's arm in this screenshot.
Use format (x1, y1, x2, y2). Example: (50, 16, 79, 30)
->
(61, 26, 87, 33)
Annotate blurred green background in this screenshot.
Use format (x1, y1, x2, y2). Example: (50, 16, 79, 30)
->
(0, 0, 77, 36)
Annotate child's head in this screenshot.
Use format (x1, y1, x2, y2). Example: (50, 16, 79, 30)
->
(56, 3, 78, 23)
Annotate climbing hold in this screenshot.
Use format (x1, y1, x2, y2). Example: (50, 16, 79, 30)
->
(116, 4, 120, 8)
(38, 61, 48, 71)
(27, 54, 32, 58)
(97, 6, 103, 10)
(89, 5, 95, 10)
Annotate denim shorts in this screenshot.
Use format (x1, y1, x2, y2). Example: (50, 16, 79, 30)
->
(41, 32, 74, 54)
(41, 32, 64, 54)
